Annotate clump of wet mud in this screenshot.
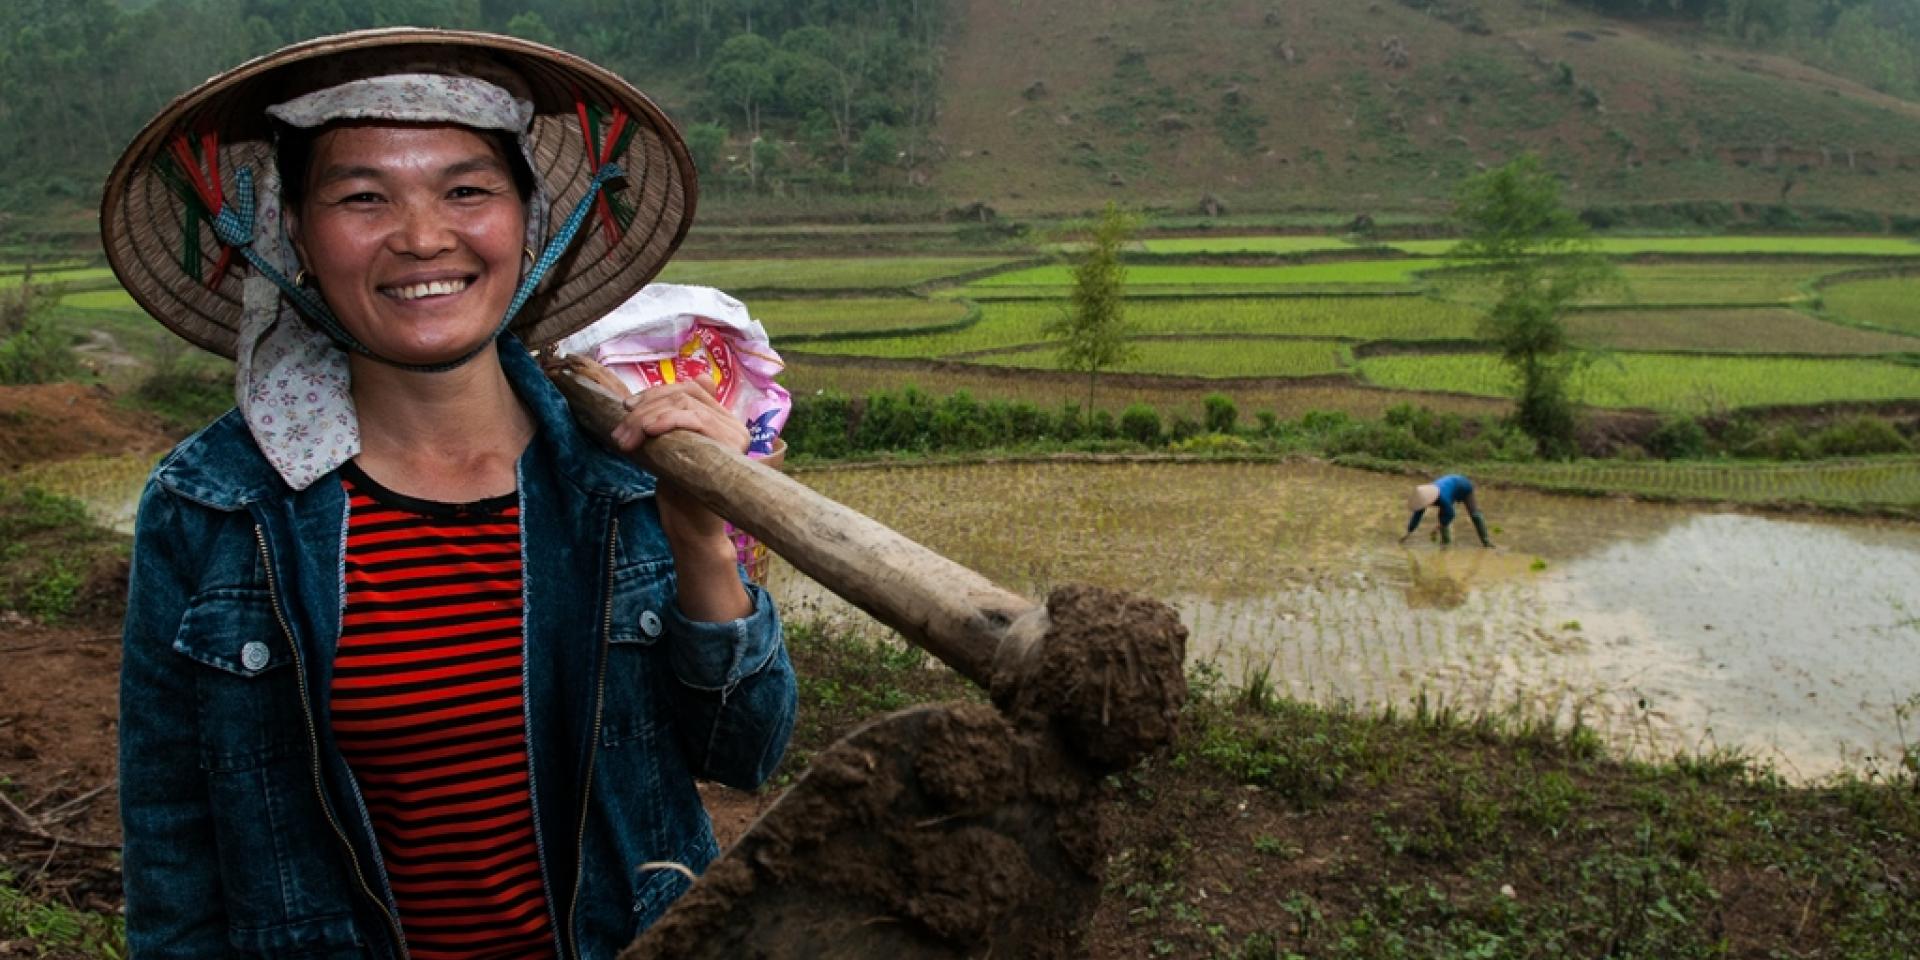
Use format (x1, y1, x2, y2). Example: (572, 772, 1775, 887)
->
(623, 703, 1100, 960)
(998, 584, 1189, 770)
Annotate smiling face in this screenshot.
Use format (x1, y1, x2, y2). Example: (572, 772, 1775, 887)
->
(288, 122, 528, 367)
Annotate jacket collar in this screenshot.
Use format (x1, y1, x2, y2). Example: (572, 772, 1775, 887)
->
(156, 334, 656, 511)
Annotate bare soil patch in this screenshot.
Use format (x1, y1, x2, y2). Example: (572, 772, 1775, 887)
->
(0, 384, 171, 471)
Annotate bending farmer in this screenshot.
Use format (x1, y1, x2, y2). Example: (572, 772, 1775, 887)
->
(1400, 474, 1494, 547)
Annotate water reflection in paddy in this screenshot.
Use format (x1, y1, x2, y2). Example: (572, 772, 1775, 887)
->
(768, 460, 1920, 780)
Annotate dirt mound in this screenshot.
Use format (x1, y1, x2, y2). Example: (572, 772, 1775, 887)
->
(0, 383, 173, 470)
(625, 702, 1102, 960)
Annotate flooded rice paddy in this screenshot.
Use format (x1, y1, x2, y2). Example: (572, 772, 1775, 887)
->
(29, 454, 1918, 780)
(768, 460, 1920, 780)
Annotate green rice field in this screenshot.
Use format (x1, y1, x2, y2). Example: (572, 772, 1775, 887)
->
(57, 288, 140, 312)
(1136, 236, 1372, 255)
(755, 298, 972, 340)
(1821, 274, 1920, 336)
(1359, 352, 1920, 410)
(968, 259, 1448, 291)
(974, 338, 1352, 378)
(795, 301, 1058, 358)
(1388, 236, 1920, 257)
(657, 256, 1015, 289)
(0, 266, 117, 289)
(1121, 296, 1481, 340)
(1563, 307, 1920, 354)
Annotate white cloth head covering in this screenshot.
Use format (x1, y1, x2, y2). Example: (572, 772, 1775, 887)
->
(237, 73, 549, 491)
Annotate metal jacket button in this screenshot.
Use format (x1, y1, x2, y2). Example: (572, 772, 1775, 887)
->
(240, 641, 271, 673)
(639, 610, 663, 638)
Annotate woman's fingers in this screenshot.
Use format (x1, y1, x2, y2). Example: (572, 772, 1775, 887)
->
(609, 381, 748, 453)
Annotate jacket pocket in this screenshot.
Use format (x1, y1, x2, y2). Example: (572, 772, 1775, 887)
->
(601, 557, 674, 748)
(172, 588, 363, 950)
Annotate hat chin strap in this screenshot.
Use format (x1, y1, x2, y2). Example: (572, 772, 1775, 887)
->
(216, 162, 625, 373)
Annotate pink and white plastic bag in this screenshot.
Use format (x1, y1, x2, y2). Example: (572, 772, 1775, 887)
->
(555, 283, 792, 580)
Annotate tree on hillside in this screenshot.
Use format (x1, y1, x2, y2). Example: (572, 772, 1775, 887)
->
(1047, 203, 1140, 414)
(1448, 154, 1612, 458)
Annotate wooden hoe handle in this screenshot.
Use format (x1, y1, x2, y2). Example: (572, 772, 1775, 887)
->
(542, 354, 1038, 689)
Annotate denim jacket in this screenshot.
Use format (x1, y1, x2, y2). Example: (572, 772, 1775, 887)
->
(119, 339, 796, 959)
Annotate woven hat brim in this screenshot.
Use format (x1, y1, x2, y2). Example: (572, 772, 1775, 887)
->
(1408, 484, 1441, 514)
(100, 28, 696, 359)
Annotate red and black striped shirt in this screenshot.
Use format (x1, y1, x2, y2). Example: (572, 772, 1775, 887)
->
(332, 463, 557, 960)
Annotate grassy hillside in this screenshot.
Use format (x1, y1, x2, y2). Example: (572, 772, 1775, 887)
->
(932, 0, 1920, 217)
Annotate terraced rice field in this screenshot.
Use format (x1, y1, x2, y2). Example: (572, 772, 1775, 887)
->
(755, 297, 972, 339)
(967, 259, 1448, 293)
(974, 338, 1352, 378)
(1359, 352, 1920, 410)
(767, 460, 1920, 779)
(1466, 457, 1920, 513)
(658, 256, 1015, 290)
(0, 266, 117, 289)
(1563, 307, 1920, 354)
(778, 355, 1505, 419)
(57, 289, 140, 311)
(1389, 236, 1920, 256)
(1821, 274, 1920, 336)
(1136, 236, 1372, 255)
(1121, 296, 1481, 339)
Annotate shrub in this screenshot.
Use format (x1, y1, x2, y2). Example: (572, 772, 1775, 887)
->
(783, 391, 856, 459)
(0, 282, 84, 385)
(1090, 409, 1118, 439)
(1298, 409, 1351, 435)
(1203, 393, 1239, 434)
(1647, 415, 1709, 460)
(130, 368, 232, 430)
(1325, 422, 1435, 461)
(1254, 410, 1279, 437)
(1118, 403, 1163, 445)
(1811, 416, 1911, 457)
(1384, 403, 1466, 449)
(1168, 413, 1202, 443)
(931, 391, 992, 450)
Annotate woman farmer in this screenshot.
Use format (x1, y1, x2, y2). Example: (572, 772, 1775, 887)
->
(103, 30, 795, 959)
(1399, 473, 1494, 548)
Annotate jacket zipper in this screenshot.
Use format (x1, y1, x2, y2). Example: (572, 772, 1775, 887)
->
(255, 525, 411, 960)
(566, 514, 618, 960)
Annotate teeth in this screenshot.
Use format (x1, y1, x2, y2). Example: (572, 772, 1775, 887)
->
(386, 279, 470, 301)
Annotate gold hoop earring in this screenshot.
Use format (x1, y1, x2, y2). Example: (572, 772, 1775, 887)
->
(523, 246, 536, 267)
(293, 269, 308, 287)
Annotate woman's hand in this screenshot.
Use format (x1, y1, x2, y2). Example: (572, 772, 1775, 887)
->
(607, 379, 753, 621)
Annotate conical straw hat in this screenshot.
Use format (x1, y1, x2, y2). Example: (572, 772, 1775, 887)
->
(100, 28, 696, 359)
(1407, 483, 1440, 513)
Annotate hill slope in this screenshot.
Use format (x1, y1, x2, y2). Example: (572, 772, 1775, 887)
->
(930, 0, 1920, 217)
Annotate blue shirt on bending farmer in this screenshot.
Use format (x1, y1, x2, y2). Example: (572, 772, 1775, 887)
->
(1401, 474, 1494, 547)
